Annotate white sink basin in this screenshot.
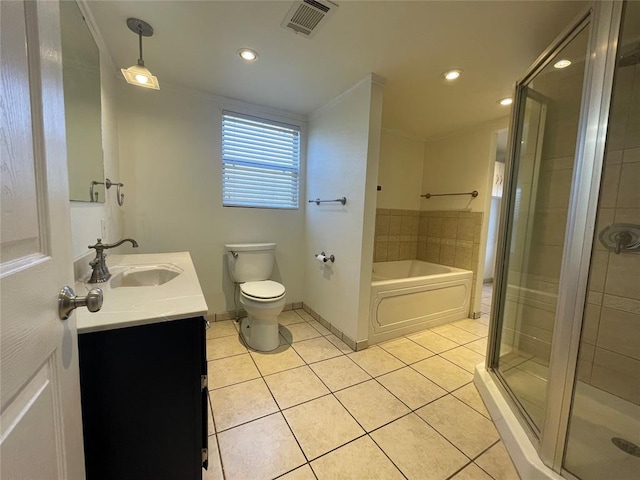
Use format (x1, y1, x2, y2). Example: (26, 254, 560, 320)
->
(110, 264, 183, 288)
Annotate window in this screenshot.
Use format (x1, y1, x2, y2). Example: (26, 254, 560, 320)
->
(222, 111, 300, 209)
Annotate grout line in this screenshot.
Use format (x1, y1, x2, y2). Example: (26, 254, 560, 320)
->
(449, 384, 493, 420)
(205, 393, 226, 479)
(469, 440, 502, 480)
(444, 460, 475, 480)
(244, 344, 313, 470)
(209, 308, 512, 479)
(367, 433, 410, 480)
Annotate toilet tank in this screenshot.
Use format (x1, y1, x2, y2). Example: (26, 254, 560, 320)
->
(225, 243, 276, 283)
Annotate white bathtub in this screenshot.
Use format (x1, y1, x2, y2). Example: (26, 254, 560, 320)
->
(369, 260, 473, 344)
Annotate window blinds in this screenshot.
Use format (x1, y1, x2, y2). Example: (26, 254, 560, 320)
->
(222, 111, 300, 209)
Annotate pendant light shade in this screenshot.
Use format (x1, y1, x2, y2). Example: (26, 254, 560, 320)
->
(121, 64, 159, 89)
(121, 18, 159, 90)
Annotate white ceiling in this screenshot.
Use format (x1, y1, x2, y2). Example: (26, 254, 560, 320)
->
(87, 0, 586, 139)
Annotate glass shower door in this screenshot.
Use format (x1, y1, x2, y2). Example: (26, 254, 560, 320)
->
(563, 2, 640, 478)
(492, 24, 591, 433)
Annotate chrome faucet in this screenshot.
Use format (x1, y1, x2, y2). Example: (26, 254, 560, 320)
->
(87, 238, 139, 283)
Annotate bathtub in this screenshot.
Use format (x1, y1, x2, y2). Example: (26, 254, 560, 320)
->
(369, 260, 473, 344)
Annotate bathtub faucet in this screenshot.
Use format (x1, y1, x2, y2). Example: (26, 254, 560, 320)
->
(87, 238, 139, 283)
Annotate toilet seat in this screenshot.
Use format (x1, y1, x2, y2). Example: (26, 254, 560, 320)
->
(240, 280, 286, 302)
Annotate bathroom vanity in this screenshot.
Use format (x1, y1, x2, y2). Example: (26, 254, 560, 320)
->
(75, 252, 209, 480)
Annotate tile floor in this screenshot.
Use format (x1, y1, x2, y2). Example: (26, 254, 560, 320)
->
(204, 284, 520, 480)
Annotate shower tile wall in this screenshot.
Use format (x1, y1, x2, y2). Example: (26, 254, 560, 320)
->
(373, 209, 483, 314)
(578, 61, 640, 405)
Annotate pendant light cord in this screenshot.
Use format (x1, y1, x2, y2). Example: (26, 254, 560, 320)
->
(137, 25, 145, 66)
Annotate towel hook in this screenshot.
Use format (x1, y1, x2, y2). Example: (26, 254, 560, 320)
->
(116, 184, 125, 206)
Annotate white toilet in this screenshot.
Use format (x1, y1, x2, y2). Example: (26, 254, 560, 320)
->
(224, 243, 286, 351)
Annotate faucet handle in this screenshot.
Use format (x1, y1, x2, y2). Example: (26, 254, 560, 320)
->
(88, 238, 105, 250)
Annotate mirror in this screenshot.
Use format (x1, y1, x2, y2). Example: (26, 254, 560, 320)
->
(60, 1, 104, 202)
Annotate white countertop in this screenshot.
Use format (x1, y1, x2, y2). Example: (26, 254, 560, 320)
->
(76, 252, 209, 334)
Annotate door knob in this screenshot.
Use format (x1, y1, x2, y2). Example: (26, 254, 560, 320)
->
(58, 286, 103, 320)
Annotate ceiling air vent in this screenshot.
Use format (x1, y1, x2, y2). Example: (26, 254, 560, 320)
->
(281, 0, 338, 39)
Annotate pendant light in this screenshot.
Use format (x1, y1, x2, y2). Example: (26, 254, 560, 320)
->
(120, 18, 159, 90)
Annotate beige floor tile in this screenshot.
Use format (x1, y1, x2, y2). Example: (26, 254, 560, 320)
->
(452, 383, 491, 419)
(250, 344, 305, 376)
(206, 334, 248, 360)
(474, 442, 520, 480)
(280, 322, 323, 343)
(278, 464, 316, 480)
(451, 463, 493, 480)
(348, 346, 404, 377)
(210, 378, 279, 431)
(430, 324, 481, 344)
(208, 394, 215, 435)
(335, 380, 410, 432)
(264, 366, 330, 409)
(218, 413, 306, 480)
(412, 356, 473, 392)
(417, 395, 499, 458)
(326, 334, 354, 353)
(283, 395, 365, 460)
(440, 346, 486, 373)
(379, 337, 434, 364)
(371, 413, 468, 479)
(309, 356, 371, 392)
(293, 336, 343, 364)
(465, 338, 488, 356)
(202, 435, 223, 480)
(308, 320, 332, 336)
(206, 320, 238, 339)
(311, 436, 404, 480)
(278, 310, 307, 326)
(452, 319, 490, 337)
(407, 331, 459, 353)
(208, 354, 260, 389)
(377, 367, 447, 410)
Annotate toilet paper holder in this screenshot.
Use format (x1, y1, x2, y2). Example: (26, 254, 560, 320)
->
(315, 252, 335, 263)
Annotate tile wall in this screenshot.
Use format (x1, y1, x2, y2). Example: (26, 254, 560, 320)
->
(374, 209, 483, 316)
(578, 61, 640, 405)
(373, 209, 419, 262)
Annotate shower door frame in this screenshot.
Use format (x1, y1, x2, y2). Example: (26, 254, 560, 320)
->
(486, 0, 623, 474)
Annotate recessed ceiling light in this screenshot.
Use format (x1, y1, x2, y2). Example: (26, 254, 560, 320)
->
(554, 59, 572, 69)
(238, 48, 259, 62)
(443, 69, 462, 81)
(498, 97, 513, 106)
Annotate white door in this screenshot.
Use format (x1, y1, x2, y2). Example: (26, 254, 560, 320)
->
(1, 1, 85, 478)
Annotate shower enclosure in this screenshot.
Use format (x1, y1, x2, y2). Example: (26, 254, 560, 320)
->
(477, 2, 640, 479)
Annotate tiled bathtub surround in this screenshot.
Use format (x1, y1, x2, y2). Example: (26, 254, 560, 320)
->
(374, 209, 484, 315)
(203, 308, 519, 480)
(374, 209, 420, 262)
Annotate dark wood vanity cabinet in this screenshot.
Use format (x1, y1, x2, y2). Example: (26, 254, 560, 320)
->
(78, 317, 208, 480)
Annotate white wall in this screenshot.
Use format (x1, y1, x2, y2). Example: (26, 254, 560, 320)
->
(377, 130, 425, 210)
(484, 196, 502, 280)
(304, 74, 384, 342)
(422, 118, 508, 213)
(422, 118, 509, 313)
(69, 49, 123, 264)
(115, 85, 306, 315)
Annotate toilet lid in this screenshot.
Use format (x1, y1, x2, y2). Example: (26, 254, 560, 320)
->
(240, 280, 286, 300)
